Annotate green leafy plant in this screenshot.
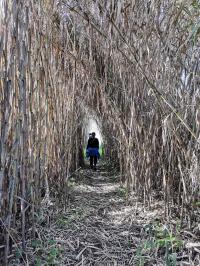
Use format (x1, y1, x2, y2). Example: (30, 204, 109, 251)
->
(35, 257, 42, 266)
(57, 216, 71, 227)
(74, 207, 84, 217)
(154, 225, 183, 251)
(135, 246, 146, 266)
(192, 0, 200, 9)
(68, 177, 76, 189)
(32, 239, 43, 249)
(193, 201, 200, 207)
(111, 175, 118, 182)
(56, 207, 84, 228)
(134, 222, 183, 265)
(32, 239, 64, 265)
(15, 248, 23, 260)
(116, 186, 127, 197)
(47, 246, 60, 265)
(165, 252, 177, 266)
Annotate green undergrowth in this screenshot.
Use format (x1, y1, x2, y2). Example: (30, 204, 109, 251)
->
(56, 207, 84, 228)
(30, 239, 64, 266)
(110, 175, 118, 182)
(14, 239, 64, 265)
(193, 200, 200, 207)
(68, 177, 76, 189)
(134, 221, 183, 266)
(116, 186, 128, 198)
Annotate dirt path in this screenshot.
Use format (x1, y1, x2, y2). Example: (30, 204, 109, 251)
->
(11, 162, 198, 266)
(45, 163, 142, 265)
(36, 163, 146, 265)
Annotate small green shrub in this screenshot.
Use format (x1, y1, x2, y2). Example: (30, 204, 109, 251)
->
(116, 186, 127, 197)
(47, 246, 60, 265)
(32, 239, 64, 265)
(133, 222, 183, 265)
(110, 175, 118, 182)
(56, 207, 84, 228)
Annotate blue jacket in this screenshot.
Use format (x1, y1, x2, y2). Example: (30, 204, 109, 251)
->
(86, 147, 100, 159)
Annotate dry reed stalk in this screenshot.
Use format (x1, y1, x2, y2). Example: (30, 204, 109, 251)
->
(0, 0, 84, 263)
(0, 0, 200, 263)
(62, 0, 200, 217)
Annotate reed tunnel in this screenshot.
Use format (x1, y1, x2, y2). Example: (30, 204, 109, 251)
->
(0, 0, 200, 264)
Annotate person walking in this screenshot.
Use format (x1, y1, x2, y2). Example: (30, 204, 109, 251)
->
(86, 132, 100, 170)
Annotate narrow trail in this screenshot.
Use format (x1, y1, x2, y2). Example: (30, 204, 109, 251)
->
(11, 162, 194, 266)
(26, 162, 164, 266)
(62, 163, 137, 265)
(45, 164, 140, 265)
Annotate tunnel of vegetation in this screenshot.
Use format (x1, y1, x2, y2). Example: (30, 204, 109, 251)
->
(0, 0, 200, 263)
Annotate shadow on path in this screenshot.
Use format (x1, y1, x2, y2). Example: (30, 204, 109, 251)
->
(11, 162, 179, 266)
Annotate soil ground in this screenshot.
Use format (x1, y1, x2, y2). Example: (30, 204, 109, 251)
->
(11, 161, 199, 266)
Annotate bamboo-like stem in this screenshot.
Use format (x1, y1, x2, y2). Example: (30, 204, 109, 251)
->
(1, 0, 200, 262)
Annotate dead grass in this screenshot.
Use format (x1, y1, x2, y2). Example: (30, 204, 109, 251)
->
(10, 164, 200, 266)
(0, 0, 200, 263)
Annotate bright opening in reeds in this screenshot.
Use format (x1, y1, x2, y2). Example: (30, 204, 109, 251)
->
(1, 0, 200, 264)
(84, 117, 104, 159)
(85, 118, 102, 145)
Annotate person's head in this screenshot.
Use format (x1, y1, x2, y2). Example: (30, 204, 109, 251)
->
(92, 132, 95, 138)
(89, 133, 92, 139)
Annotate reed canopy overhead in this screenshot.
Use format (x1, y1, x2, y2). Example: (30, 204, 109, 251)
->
(0, 0, 200, 264)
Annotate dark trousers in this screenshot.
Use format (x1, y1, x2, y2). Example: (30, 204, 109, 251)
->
(90, 156, 97, 167)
